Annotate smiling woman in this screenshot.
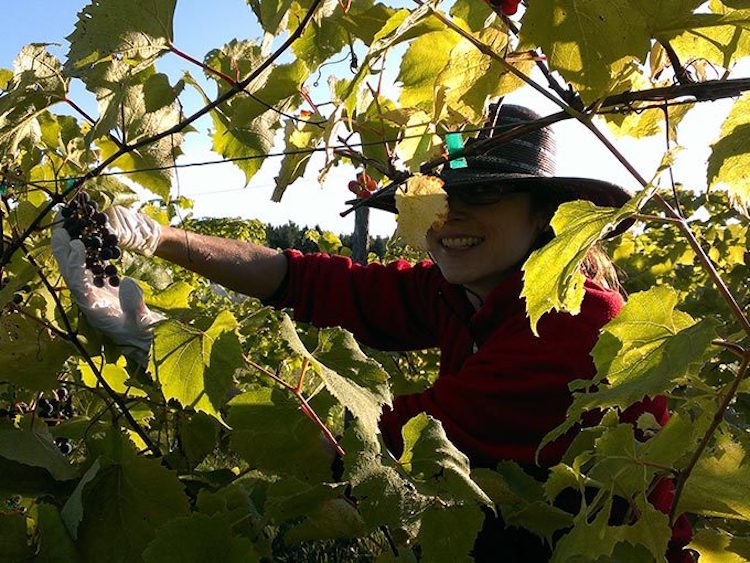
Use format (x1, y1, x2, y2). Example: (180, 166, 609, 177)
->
(54, 101, 693, 561)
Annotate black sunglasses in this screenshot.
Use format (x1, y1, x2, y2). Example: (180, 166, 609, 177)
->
(446, 183, 526, 206)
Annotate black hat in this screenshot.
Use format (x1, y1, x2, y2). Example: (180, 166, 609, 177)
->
(352, 103, 633, 216)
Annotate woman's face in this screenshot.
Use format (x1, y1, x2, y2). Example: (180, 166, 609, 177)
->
(426, 190, 544, 300)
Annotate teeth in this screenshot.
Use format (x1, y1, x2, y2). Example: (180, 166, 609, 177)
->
(441, 237, 483, 249)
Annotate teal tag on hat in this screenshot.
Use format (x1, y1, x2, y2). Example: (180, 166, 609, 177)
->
(445, 132, 468, 169)
(65, 178, 75, 191)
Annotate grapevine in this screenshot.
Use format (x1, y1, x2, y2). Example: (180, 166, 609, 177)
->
(0, 1, 749, 562)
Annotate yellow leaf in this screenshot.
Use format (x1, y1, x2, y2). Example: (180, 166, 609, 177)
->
(393, 175, 448, 250)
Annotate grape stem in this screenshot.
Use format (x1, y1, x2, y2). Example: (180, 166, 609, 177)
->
(245, 354, 346, 457)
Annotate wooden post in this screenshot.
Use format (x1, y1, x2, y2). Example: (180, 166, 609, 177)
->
(352, 205, 369, 265)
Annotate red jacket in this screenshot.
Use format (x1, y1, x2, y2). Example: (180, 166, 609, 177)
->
(268, 250, 691, 559)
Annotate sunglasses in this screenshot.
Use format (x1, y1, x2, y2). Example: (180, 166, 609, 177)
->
(446, 183, 526, 206)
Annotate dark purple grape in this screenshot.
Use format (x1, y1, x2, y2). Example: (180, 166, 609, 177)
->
(94, 212, 107, 226)
(108, 276, 120, 287)
(93, 276, 105, 288)
(89, 236, 102, 249)
(61, 404, 74, 419)
(55, 388, 69, 402)
(104, 233, 119, 246)
(90, 264, 104, 276)
(110, 246, 121, 259)
(78, 192, 90, 203)
(104, 264, 117, 276)
(12, 293, 23, 305)
(37, 398, 54, 418)
(55, 438, 72, 455)
(60, 206, 73, 218)
(100, 247, 113, 260)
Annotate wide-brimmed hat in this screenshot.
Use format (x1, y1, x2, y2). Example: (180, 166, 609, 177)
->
(351, 103, 633, 216)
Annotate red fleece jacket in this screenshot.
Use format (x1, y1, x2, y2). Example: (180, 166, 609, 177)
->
(266, 250, 691, 559)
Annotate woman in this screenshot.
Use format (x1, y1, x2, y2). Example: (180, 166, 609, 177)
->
(51, 104, 691, 561)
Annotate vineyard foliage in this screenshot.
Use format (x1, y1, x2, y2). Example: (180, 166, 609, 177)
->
(1, 0, 750, 561)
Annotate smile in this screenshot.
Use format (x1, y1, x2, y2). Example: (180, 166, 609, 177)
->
(440, 236, 484, 249)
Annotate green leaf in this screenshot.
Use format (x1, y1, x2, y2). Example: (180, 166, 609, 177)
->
(283, 498, 367, 543)
(398, 414, 492, 507)
(62, 433, 189, 560)
(0, 512, 34, 561)
(139, 280, 195, 311)
(522, 192, 650, 335)
(246, 0, 294, 36)
(0, 44, 68, 154)
(416, 504, 485, 563)
(0, 313, 72, 391)
(0, 429, 76, 481)
(667, 7, 750, 70)
(142, 513, 259, 563)
(0, 68, 12, 89)
(341, 2, 399, 46)
(591, 287, 716, 398)
(392, 109, 442, 171)
(552, 496, 671, 563)
(521, 0, 650, 101)
(272, 113, 324, 202)
(436, 25, 529, 121)
(678, 436, 750, 520)
(35, 503, 80, 563)
(450, 0, 495, 32)
(65, 0, 176, 80)
(708, 93, 750, 216)
(228, 388, 333, 482)
(689, 528, 750, 562)
(342, 424, 431, 532)
(291, 0, 350, 68)
(177, 412, 219, 469)
(273, 314, 391, 437)
(540, 287, 717, 449)
(185, 75, 276, 186)
(397, 30, 460, 110)
(152, 311, 242, 423)
(311, 327, 392, 437)
(473, 462, 573, 543)
(143, 72, 183, 113)
(97, 135, 178, 201)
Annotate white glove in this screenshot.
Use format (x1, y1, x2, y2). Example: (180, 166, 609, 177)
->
(51, 217, 165, 366)
(104, 205, 162, 256)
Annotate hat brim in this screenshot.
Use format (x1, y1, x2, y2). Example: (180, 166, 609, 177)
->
(350, 172, 635, 238)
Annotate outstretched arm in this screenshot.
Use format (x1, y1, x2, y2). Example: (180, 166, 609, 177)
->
(104, 205, 288, 300)
(155, 225, 288, 300)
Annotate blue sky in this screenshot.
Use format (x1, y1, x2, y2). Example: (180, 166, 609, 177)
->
(1, 2, 746, 235)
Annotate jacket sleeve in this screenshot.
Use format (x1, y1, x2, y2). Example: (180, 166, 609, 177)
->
(263, 250, 445, 350)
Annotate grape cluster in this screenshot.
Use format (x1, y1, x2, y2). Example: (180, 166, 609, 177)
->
(60, 193, 121, 288)
(37, 388, 75, 455)
(347, 171, 378, 199)
(36, 387, 75, 422)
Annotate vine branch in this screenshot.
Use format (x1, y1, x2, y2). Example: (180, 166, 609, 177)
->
(669, 354, 750, 525)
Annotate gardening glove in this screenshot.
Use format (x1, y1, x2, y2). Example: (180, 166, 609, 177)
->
(51, 216, 165, 366)
(104, 205, 162, 256)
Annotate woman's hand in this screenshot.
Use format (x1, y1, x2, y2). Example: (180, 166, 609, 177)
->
(51, 217, 164, 365)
